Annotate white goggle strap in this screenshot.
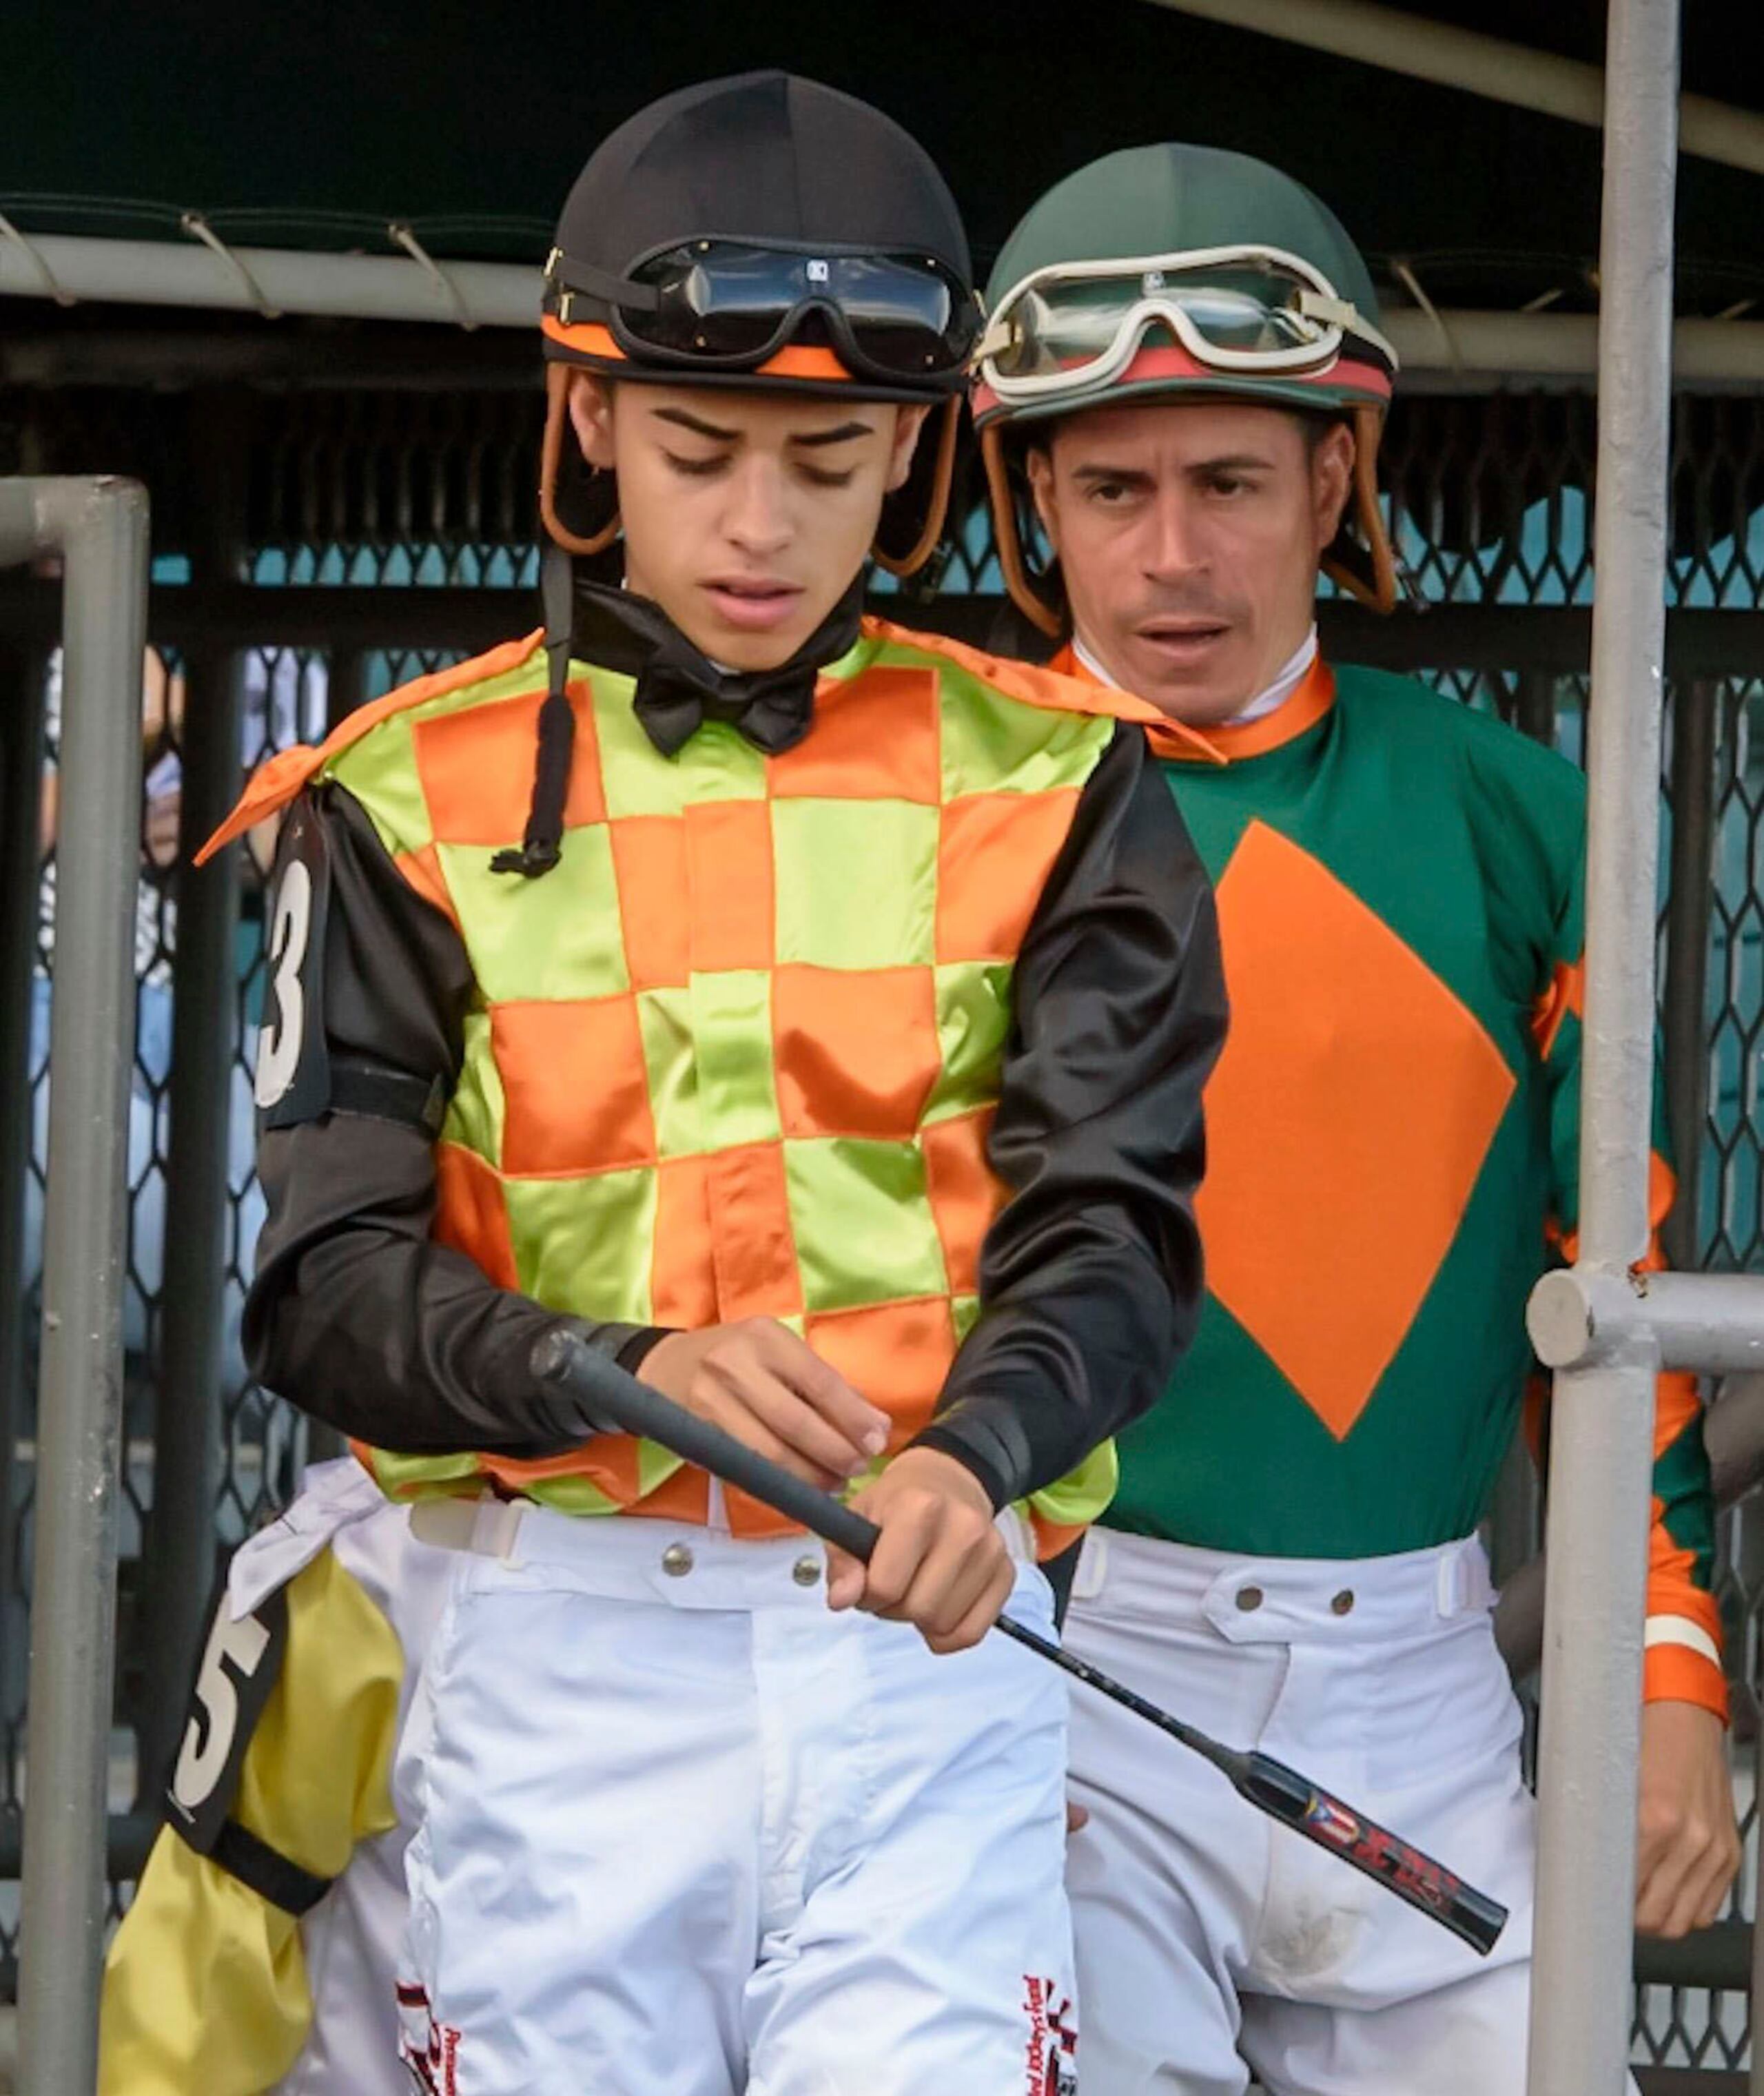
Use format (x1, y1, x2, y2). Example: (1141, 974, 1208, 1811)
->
(1297, 289, 1399, 372)
(987, 243, 1335, 313)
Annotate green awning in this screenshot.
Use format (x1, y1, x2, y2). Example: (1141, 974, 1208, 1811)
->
(4, 0, 1760, 310)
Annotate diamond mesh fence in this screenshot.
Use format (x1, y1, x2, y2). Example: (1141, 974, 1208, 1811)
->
(1, 376, 1763, 2072)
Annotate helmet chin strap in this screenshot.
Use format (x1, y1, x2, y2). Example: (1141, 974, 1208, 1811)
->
(491, 540, 580, 880)
(981, 422, 1065, 639)
(539, 364, 622, 558)
(871, 397, 961, 578)
(1317, 404, 1397, 613)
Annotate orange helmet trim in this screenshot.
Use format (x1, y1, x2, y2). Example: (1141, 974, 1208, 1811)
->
(541, 314, 853, 384)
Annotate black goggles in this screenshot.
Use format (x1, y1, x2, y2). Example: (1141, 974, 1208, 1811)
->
(547, 240, 981, 387)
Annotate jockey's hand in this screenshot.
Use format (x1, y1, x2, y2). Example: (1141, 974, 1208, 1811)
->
(643, 1319, 890, 1492)
(825, 1447, 1014, 1654)
(1633, 1699, 1742, 1938)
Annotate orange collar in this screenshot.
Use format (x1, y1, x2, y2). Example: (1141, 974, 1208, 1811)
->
(864, 616, 1218, 757)
(1049, 644, 1337, 763)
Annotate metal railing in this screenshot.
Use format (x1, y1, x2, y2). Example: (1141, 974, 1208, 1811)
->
(1526, 6, 1764, 2086)
(0, 477, 147, 2095)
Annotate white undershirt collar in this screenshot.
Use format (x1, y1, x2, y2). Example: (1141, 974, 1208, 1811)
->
(1073, 624, 1319, 725)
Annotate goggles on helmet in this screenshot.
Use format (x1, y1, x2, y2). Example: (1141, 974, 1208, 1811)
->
(546, 238, 981, 388)
(975, 243, 1397, 402)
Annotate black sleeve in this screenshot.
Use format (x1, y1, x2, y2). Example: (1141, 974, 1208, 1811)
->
(912, 723, 1226, 1508)
(244, 785, 662, 1455)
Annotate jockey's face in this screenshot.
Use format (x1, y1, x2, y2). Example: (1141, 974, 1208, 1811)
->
(1029, 399, 1353, 724)
(571, 376, 927, 670)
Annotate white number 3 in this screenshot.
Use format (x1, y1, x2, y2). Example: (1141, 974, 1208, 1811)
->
(254, 858, 314, 1111)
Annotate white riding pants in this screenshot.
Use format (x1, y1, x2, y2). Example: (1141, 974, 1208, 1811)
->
(1064, 1527, 1597, 2096)
(397, 1504, 1076, 2096)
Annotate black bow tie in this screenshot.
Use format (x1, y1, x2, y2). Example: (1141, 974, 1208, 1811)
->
(633, 641, 818, 758)
(570, 576, 865, 759)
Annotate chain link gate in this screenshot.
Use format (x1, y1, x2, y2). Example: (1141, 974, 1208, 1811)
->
(1, 371, 1761, 2078)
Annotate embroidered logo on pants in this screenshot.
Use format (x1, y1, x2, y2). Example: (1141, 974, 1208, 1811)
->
(397, 1980, 462, 2095)
(1023, 1974, 1077, 2096)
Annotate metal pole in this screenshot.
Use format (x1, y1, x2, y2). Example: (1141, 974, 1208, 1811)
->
(1528, 3, 1683, 2090)
(1661, 681, 1718, 1274)
(17, 227, 1764, 377)
(0, 229, 538, 329)
(0, 646, 48, 1752)
(136, 402, 246, 1802)
(0, 477, 148, 2096)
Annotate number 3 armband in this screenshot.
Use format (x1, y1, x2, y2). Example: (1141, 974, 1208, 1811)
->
(254, 799, 334, 1129)
(253, 798, 448, 1140)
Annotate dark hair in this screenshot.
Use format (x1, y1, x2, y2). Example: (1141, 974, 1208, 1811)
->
(1297, 407, 1347, 455)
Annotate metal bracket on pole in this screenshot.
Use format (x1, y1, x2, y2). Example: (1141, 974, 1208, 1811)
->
(1530, 1268, 1764, 1377)
(0, 476, 149, 2096)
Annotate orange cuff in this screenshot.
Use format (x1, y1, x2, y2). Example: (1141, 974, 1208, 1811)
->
(1642, 1617, 1729, 1722)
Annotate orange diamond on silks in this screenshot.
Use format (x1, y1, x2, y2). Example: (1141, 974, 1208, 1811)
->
(1197, 821, 1517, 1441)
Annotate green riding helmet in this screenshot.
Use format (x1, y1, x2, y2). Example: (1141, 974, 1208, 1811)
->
(972, 143, 1400, 634)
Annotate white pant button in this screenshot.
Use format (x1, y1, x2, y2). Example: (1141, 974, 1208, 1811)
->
(792, 1555, 822, 1588)
(661, 1543, 694, 1577)
(1236, 1585, 1264, 1612)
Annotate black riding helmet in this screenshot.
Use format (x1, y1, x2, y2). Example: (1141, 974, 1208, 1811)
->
(540, 70, 980, 577)
(503, 73, 978, 881)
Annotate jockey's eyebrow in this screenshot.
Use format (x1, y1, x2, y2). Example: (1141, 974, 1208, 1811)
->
(789, 421, 876, 449)
(651, 406, 742, 441)
(1071, 451, 1276, 483)
(648, 409, 876, 449)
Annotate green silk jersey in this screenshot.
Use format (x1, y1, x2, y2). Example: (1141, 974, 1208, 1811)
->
(1071, 655, 1721, 1712)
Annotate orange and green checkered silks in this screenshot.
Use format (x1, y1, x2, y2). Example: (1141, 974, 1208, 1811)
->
(308, 624, 1124, 1552)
